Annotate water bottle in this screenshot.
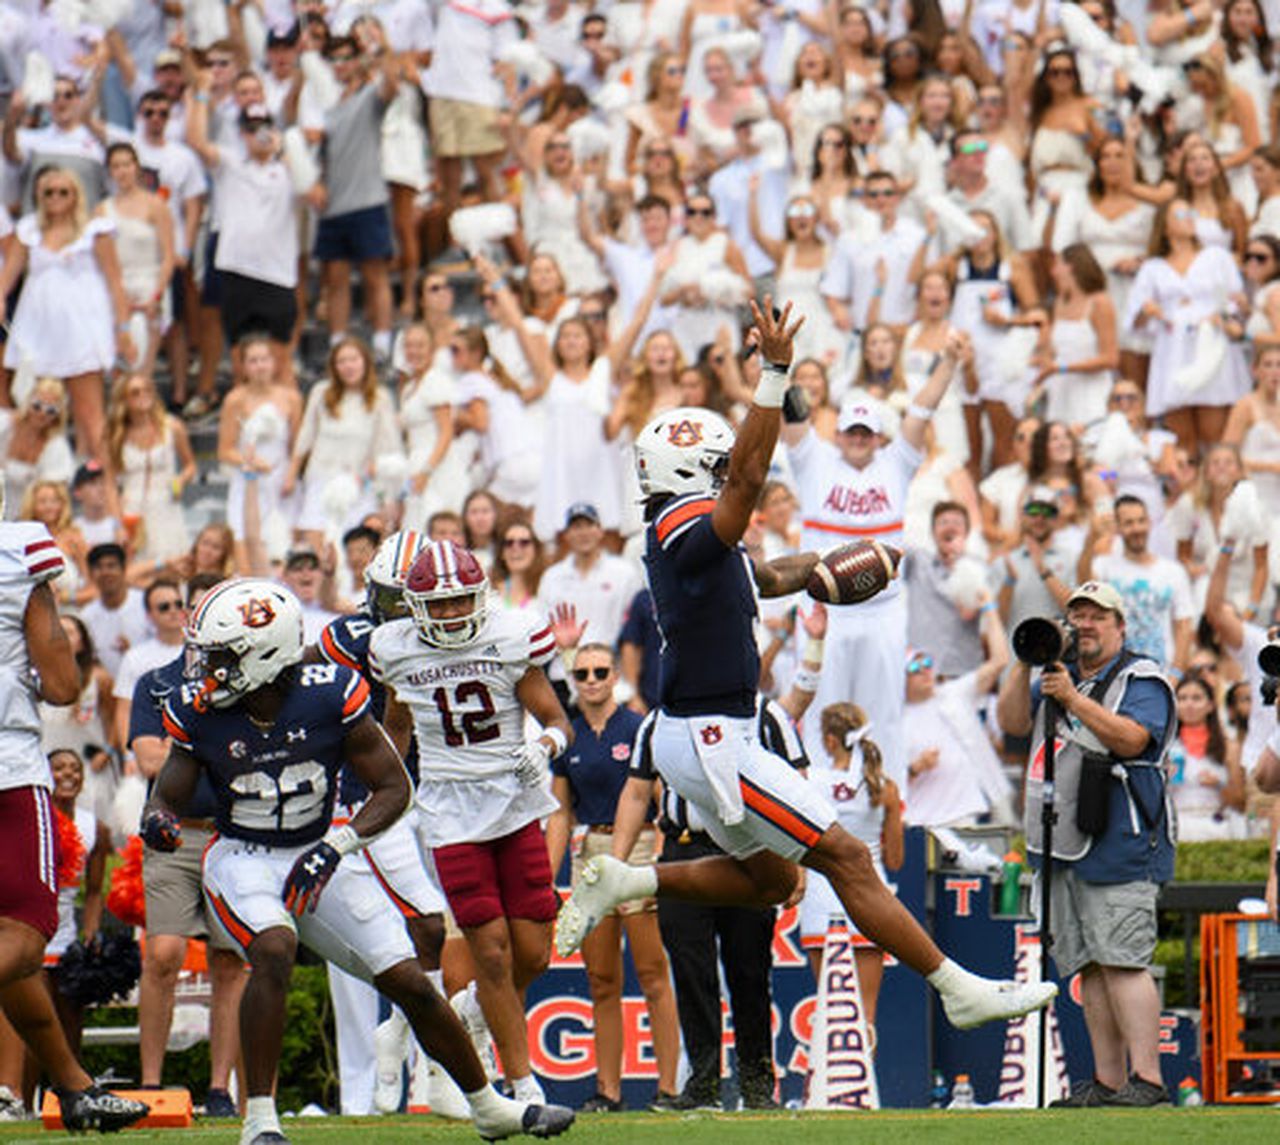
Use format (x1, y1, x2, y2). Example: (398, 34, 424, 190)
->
(929, 1070, 949, 1109)
(999, 851, 1023, 916)
(949, 1074, 975, 1109)
(1169, 744, 1187, 786)
(1178, 1077, 1203, 1107)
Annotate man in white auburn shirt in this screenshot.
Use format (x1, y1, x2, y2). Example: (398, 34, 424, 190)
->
(820, 169, 926, 335)
(781, 333, 968, 779)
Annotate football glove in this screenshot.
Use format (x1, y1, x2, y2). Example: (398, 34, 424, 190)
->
(512, 739, 553, 787)
(282, 841, 342, 915)
(140, 809, 182, 852)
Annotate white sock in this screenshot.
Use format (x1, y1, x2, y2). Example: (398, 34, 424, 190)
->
(465, 1084, 508, 1118)
(618, 862, 658, 899)
(926, 957, 982, 997)
(511, 1074, 544, 1103)
(240, 1096, 280, 1143)
(372, 330, 392, 357)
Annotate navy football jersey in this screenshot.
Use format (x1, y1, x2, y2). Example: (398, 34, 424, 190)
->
(318, 609, 420, 799)
(644, 492, 759, 719)
(161, 662, 372, 847)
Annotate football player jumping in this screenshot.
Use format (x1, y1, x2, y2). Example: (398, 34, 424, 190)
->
(143, 578, 573, 1144)
(556, 299, 1058, 1033)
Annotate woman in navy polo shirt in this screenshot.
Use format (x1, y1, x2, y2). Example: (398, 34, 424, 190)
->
(546, 643, 680, 1112)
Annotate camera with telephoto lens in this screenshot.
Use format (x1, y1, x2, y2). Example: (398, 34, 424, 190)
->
(1012, 616, 1079, 667)
(1258, 640, 1280, 705)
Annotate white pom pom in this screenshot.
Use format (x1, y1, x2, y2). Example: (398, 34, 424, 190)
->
(701, 268, 751, 307)
(566, 117, 612, 160)
(1222, 479, 1265, 544)
(125, 311, 148, 370)
(262, 509, 292, 564)
(241, 1, 267, 62)
(591, 82, 633, 115)
(715, 29, 763, 69)
(243, 402, 288, 447)
(300, 51, 341, 112)
(1090, 411, 1146, 471)
(187, 0, 229, 47)
(448, 202, 518, 256)
(321, 472, 362, 527)
(10, 348, 38, 410)
(497, 40, 556, 87)
(944, 556, 989, 612)
(282, 126, 320, 192)
(750, 118, 789, 171)
(20, 50, 55, 107)
(373, 453, 408, 498)
(111, 774, 148, 841)
(1174, 324, 1227, 393)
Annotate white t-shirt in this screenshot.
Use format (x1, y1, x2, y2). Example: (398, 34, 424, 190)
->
(129, 134, 207, 260)
(81, 590, 151, 679)
(212, 151, 299, 288)
(113, 637, 183, 702)
(537, 552, 642, 650)
(422, 0, 519, 106)
(820, 214, 927, 328)
(1091, 552, 1194, 670)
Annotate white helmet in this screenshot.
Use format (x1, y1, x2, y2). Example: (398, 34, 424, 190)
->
(184, 578, 305, 709)
(403, 540, 490, 649)
(634, 406, 735, 500)
(364, 529, 429, 623)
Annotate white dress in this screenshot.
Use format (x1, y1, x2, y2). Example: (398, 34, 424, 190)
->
(774, 245, 840, 364)
(381, 81, 430, 192)
(1046, 299, 1112, 429)
(901, 323, 968, 464)
(951, 257, 1018, 406)
(1052, 192, 1156, 353)
(0, 411, 74, 520)
(521, 174, 608, 295)
(533, 359, 624, 537)
(118, 423, 190, 562)
(664, 231, 745, 361)
(400, 369, 461, 530)
(1166, 488, 1270, 614)
(4, 215, 116, 375)
(226, 393, 295, 543)
(1125, 247, 1249, 417)
(101, 200, 169, 332)
(1028, 127, 1091, 240)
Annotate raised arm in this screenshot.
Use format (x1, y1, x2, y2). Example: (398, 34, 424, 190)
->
(23, 581, 78, 704)
(711, 298, 805, 547)
(900, 329, 963, 452)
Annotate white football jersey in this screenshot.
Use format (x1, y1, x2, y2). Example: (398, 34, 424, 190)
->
(0, 522, 66, 792)
(369, 608, 556, 782)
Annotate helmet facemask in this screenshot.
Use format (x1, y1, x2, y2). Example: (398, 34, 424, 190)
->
(407, 585, 489, 648)
(184, 641, 249, 710)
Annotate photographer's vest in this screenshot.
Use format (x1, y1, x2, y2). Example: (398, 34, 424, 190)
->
(1025, 653, 1176, 862)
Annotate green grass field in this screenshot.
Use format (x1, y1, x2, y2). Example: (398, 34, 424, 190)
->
(2, 1108, 1280, 1144)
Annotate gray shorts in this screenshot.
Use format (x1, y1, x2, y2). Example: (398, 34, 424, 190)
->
(1049, 867, 1158, 977)
(141, 825, 237, 950)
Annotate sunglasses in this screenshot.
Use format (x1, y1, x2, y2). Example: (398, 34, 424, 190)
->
(582, 29, 604, 39)
(41, 187, 72, 199)
(53, 89, 78, 100)
(957, 140, 989, 155)
(665, 65, 686, 76)
(209, 57, 234, 67)
(864, 188, 895, 200)
(889, 45, 919, 59)
(907, 655, 933, 674)
(1110, 392, 1141, 405)
(546, 141, 571, 151)
(572, 666, 611, 682)
(686, 206, 714, 217)
(503, 536, 534, 549)
(153, 601, 184, 613)
(820, 137, 847, 148)
(31, 400, 61, 415)
(851, 115, 879, 126)
(1023, 503, 1058, 518)
(647, 148, 675, 159)
(141, 107, 169, 119)
(1246, 250, 1274, 262)
(787, 203, 817, 219)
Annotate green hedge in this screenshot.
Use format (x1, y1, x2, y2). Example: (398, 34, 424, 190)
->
(81, 964, 337, 1112)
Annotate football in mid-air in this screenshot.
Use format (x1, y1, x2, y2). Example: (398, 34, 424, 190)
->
(806, 540, 902, 605)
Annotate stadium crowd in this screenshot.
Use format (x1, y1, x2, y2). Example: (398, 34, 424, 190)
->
(5, 0, 1280, 1123)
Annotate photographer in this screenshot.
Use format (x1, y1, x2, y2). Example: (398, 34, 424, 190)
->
(996, 582, 1176, 1108)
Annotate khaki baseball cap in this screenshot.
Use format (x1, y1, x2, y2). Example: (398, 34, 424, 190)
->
(1066, 580, 1126, 620)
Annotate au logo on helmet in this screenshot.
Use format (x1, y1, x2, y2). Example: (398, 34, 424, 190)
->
(667, 419, 704, 447)
(238, 598, 277, 628)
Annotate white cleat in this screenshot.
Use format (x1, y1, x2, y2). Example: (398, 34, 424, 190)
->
(555, 855, 632, 957)
(942, 978, 1058, 1030)
(374, 1009, 411, 1113)
(426, 1058, 472, 1121)
(451, 985, 498, 1083)
(473, 1096, 575, 1142)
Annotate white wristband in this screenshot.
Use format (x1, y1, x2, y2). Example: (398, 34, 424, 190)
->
(323, 823, 364, 856)
(793, 666, 821, 693)
(755, 361, 790, 409)
(541, 725, 569, 758)
(906, 402, 934, 422)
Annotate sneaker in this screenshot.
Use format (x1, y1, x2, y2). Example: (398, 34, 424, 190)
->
(1100, 1074, 1171, 1107)
(0, 1085, 26, 1121)
(204, 1088, 238, 1118)
(651, 1090, 719, 1112)
(181, 394, 213, 420)
(941, 978, 1058, 1030)
(374, 1010, 411, 1113)
(452, 986, 498, 1083)
(581, 1093, 624, 1113)
(555, 856, 648, 957)
(1048, 1079, 1117, 1108)
(741, 1091, 780, 1110)
(57, 1085, 149, 1132)
(474, 1096, 575, 1141)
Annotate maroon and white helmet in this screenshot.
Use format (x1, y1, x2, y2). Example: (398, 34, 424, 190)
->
(403, 540, 489, 648)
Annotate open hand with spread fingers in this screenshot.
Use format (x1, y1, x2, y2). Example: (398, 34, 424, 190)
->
(748, 295, 805, 367)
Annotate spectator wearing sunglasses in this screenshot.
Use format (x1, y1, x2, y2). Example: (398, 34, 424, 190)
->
(943, 128, 1036, 254)
(545, 643, 680, 1112)
(0, 377, 76, 521)
(903, 623, 1016, 830)
(110, 577, 187, 749)
(995, 484, 1078, 633)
